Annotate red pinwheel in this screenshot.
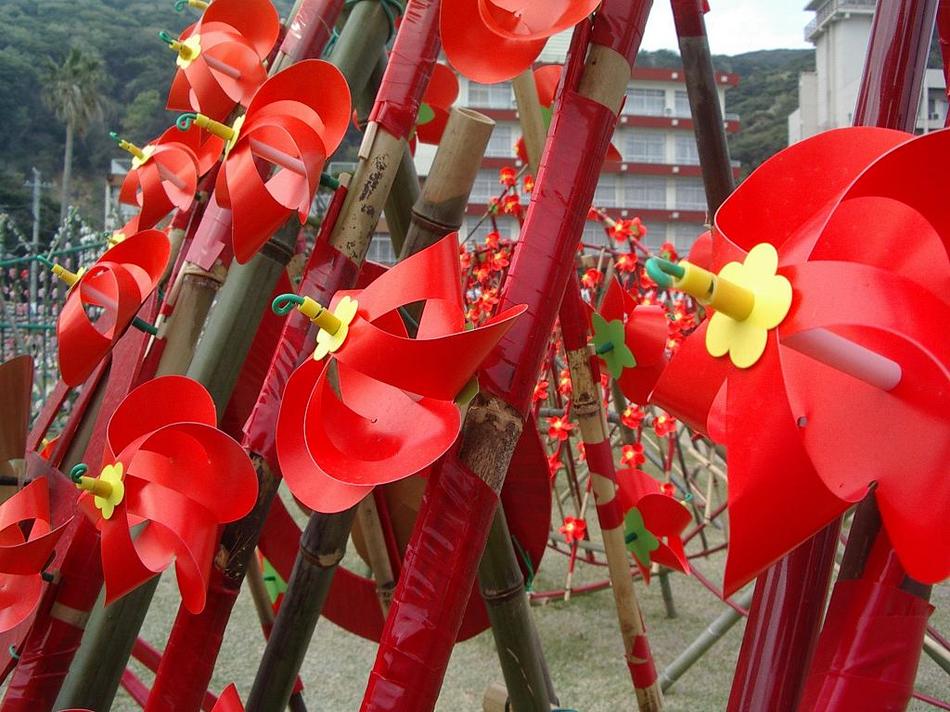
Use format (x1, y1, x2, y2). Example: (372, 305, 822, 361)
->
(164, 0, 280, 121)
(414, 63, 459, 147)
(116, 124, 224, 230)
(74, 376, 257, 613)
(590, 277, 668, 405)
(441, 0, 600, 83)
(205, 59, 350, 263)
(212, 684, 244, 711)
(276, 233, 526, 513)
(515, 65, 622, 164)
(53, 230, 170, 387)
(649, 127, 950, 594)
(0, 480, 69, 632)
(616, 468, 690, 582)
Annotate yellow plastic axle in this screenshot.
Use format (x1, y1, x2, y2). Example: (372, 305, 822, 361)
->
(672, 261, 755, 322)
(298, 296, 343, 335)
(116, 137, 147, 162)
(75, 475, 114, 499)
(51, 263, 82, 287)
(194, 113, 236, 142)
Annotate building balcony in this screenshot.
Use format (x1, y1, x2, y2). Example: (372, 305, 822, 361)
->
(805, 0, 876, 41)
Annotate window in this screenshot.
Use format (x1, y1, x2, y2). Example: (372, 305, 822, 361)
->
(468, 82, 514, 109)
(623, 88, 666, 116)
(674, 90, 691, 118)
(485, 124, 517, 158)
(470, 170, 499, 204)
(624, 131, 666, 163)
(675, 178, 707, 210)
(674, 134, 700, 165)
(624, 176, 667, 209)
(463, 217, 517, 243)
(581, 221, 610, 250)
(642, 222, 666, 249)
(594, 174, 618, 207)
(673, 223, 705, 250)
(367, 235, 396, 265)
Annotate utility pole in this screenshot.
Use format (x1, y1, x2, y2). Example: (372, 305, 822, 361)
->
(25, 167, 44, 316)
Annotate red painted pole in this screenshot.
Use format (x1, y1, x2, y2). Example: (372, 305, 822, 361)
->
(360, 3, 653, 709)
(726, 1, 938, 710)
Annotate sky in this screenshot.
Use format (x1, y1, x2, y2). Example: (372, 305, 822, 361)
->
(639, 0, 814, 55)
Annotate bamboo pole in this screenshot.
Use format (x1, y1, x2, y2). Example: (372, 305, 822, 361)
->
(670, 0, 735, 213)
(727, 2, 938, 709)
(356, 495, 397, 615)
(361, 5, 653, 710)
(153, 265, 227, 376)
(559, 273, 663, 711)
(400, 107, 495, 257)
(511, 70, 547, 175)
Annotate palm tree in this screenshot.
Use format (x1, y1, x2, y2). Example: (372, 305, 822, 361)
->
(42, 48, 105, 223)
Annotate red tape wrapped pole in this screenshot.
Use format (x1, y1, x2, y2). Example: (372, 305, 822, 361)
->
(360, 3, 652, 710)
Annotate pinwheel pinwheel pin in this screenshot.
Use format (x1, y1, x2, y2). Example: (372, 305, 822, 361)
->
(72, 376, 257, 612)
(163, 0, 280, 121)
(441, 0, 600, 83)
(0, 480, 69, 632)
(181, 59, 350, 263)
(275, 233, 526, 514)
(114, 124, 224, 231)
(649, 127, 950, 594)
(616, 468, 690, 582)
(413, 62, 458, 148)
(591, 277, 668, 405)
(45, 229, 169, 387)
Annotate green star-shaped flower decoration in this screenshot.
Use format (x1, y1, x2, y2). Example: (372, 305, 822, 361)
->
(624, 507, 659, 567)
(592, 312, 636, 379)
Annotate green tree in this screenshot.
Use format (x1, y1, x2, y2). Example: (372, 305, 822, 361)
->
(42, 47, 105, 223)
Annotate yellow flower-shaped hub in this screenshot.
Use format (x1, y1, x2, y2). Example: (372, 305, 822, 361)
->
(75, 462, 125, 520)
(175, 34, 202, 69)
(704, 243, 792, 368)
(310, 295, 359, 361)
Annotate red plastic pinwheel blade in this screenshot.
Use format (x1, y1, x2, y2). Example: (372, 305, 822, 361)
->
(480, 0, 600, 41)
(534, 64, 561, 107)
(615, 304, 669, 405)
(0, 355, 32, 467)
(721, 339, 851, 596)
(199, 28, 270, 106)
(211, 684, 245, 712)
(715, 127, 911, 261)
(159, 123, 225, 175)
(276, 359, 375, 513)
(0, 573, 42, 634)
(304, 362, 461, 489)
(440, 0, 547, 83)
(332, 234, 526, 400)
(779, 261, 950, 584)
(0, 479, 68, 575)
(246, 60, 351, 158)
(415, 106, 451, 145)
(202, 0, 280, 59)
(97, 229, 171, 297)
(423, 63, 460, 112)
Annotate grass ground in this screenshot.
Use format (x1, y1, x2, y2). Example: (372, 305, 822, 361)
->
(114, 483, 949, 711)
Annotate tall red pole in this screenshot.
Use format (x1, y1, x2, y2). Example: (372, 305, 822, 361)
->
(359, 3, 653, 710)
(727, 1, 938, 710)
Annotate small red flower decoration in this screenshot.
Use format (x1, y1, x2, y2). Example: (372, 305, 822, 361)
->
(557, 368, 572, 397)
(56, 230, 170, 386)
(76, 376, 257, 612)
(276, 234, 525, 514)
(653, 412, 677, 438)
(523, 174, 535, 193)
(533, 378, 550, 402)
(559, 516, 587, 544)
(615, 253, 638, 274)
(621, 443, 645, 467)
(546, 415, 574, 441)
(498, 166, 517, 187)
(621, 405, 645, 430)
(165, 0, 280, 121)
(0, 480, 69, 633)
(484, 230, 501, 249)
(214, 59, 351, 263)
(659, 241, 678, 262)
(581, 268, 602, 290)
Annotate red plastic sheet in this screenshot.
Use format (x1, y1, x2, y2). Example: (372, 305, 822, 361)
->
(362, 454, 499, 710)
(278, 0, 345, 63)
(670, 0, 710, 38)
(414, 63, 458, 147)
(368, 0, 441, 141)
(182, 193, 233, 270)
(797, 579, 933, 711)
(590, 0, 652, 66)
